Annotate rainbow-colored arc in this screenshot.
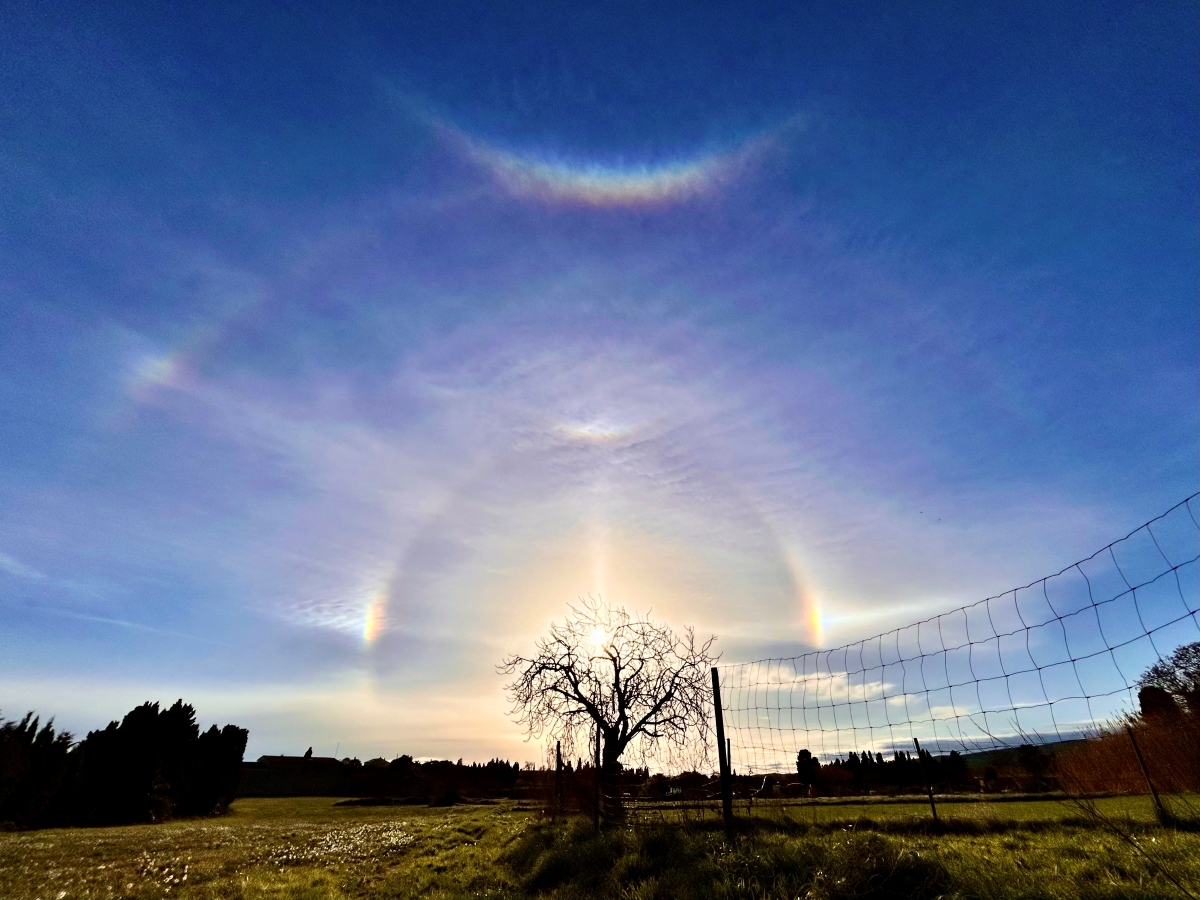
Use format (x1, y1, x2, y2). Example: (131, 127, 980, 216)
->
(465, 142, 729, 207)
(428, 110, 795, 207)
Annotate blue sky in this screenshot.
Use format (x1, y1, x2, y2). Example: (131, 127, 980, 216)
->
(0, 1, 1195, 763)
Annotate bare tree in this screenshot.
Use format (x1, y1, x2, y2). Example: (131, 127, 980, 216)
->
(500, 598, 718, 813)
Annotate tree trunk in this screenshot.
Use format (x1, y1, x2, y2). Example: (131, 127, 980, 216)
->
(601, 736, 625, 824)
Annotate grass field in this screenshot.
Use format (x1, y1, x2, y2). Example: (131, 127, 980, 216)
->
(2, 795, 1198, 899)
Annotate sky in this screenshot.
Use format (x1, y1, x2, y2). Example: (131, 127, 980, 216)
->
(0, 1, 1196, 765)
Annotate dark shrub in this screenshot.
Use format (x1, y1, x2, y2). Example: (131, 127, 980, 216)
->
(430, 786, 461, 807)
(0, 701, 247, 829)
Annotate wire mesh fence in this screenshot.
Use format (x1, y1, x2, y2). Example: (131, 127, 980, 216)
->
(719, 495, 1200, 774)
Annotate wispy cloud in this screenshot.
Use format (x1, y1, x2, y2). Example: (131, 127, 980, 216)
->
(110, 283, 1121, 680)
(38, 607, 229, 646)
(1, 6, 1192, 767)
(0, 552, 43, 581)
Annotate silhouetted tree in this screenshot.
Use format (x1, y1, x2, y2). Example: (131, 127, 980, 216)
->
(796, 748, 819, 785)
(1017, 744, 1050, 790)
(387, 754, 414, 778)
(814, 745, 972, 795)
(1138, 685, 1182, 722)
(186, 724, 248, 815)
(0, 714, 74, 828)
(939, 749, 967, 785)
(500, 598, 717, 820)
(1139, 641, 1200, 717)
(76, 702, 168, 824)
(1, 700, 248, 829)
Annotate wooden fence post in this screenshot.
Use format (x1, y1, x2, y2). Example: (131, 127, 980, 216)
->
(711, 667, 734, 834)
(1126, 725, 1167, 821)
(913, 738, 939, 824)
(593, 728, 601, 829)
(554, 740, 563, 820)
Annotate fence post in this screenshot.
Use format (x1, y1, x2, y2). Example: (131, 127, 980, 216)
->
(711, 667, 734, 834)
(593, 727, 601, 829)
(913, 738, 939, 824)
(554, 740, 563, 821)
(1125, 725, 1167, 821)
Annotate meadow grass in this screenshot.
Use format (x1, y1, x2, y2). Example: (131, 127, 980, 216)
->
(1, 796, 1197, 899)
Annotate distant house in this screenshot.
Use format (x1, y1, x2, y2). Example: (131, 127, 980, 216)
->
(239, 755, 359, 796)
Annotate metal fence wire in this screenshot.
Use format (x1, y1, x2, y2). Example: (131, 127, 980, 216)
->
(718, 495, 1200, 773)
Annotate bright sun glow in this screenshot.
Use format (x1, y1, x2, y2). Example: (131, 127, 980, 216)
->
(587, 625, 608, 650)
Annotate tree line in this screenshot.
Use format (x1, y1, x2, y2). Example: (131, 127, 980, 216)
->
(795, 745, 970, 793)
(0, 700, 247, 829)
(240, 751, 523, 802)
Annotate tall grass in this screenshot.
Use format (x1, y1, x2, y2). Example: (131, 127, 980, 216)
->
(502, 812, 1200, 900)
(505, 817, 953, 900)
(1056, 714, 1200, 824)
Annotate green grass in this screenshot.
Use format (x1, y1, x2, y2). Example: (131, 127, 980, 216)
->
(1, 796, 1197, 899)
(648, 792, 1179, 826)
